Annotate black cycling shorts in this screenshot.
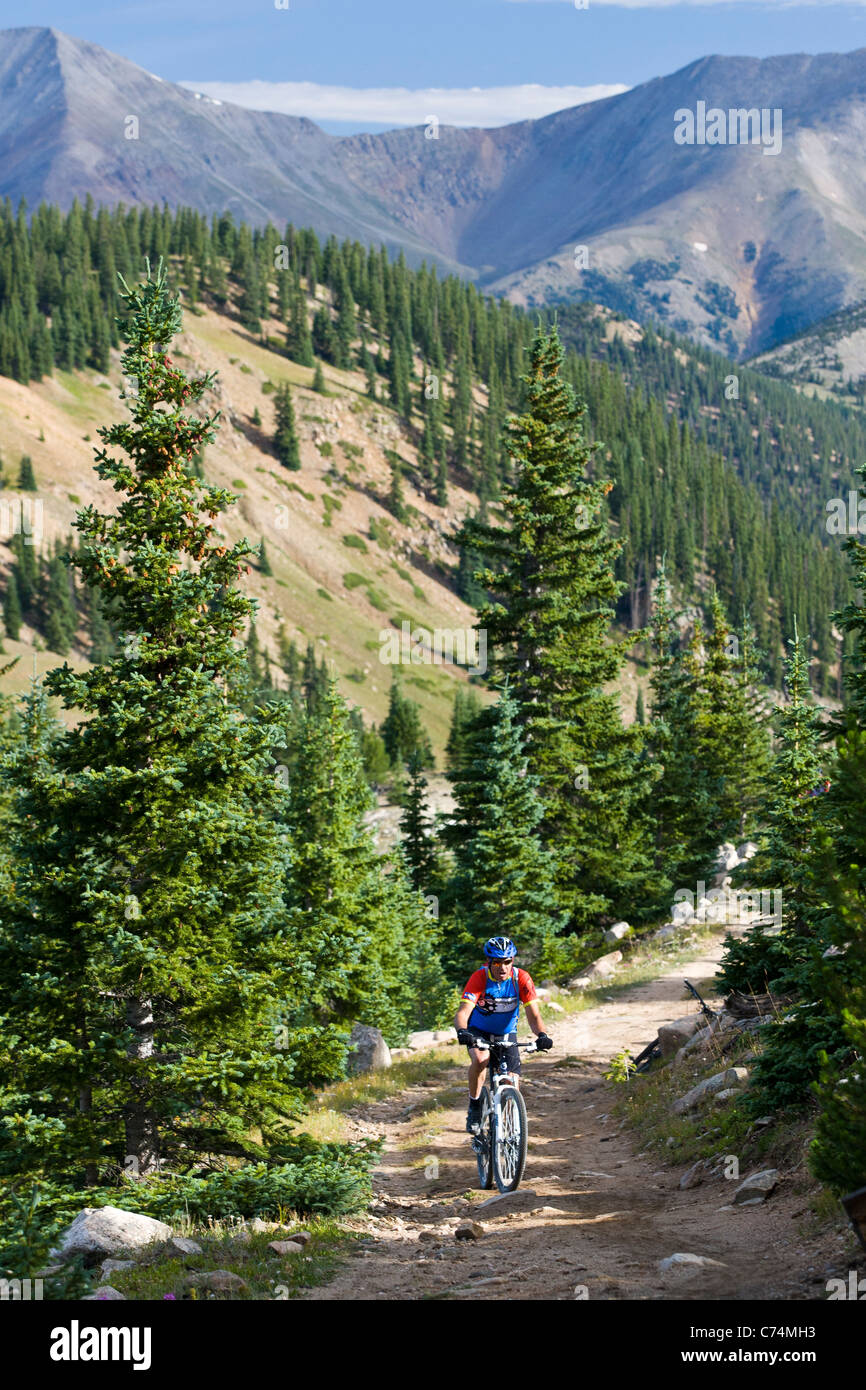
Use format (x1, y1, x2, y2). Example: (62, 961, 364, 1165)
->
(466, 1030, 521, 1074)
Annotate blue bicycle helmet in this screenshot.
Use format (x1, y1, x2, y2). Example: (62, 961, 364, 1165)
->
(484, 936, 516, 960)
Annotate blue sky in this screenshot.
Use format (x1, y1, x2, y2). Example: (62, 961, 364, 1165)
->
(6, 1, 866, 130)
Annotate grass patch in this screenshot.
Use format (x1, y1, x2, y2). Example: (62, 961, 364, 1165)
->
(365, 587, 388, 611)
(239, 364, 252, 375)
(342, 534, 368, 554)
(232, 478, 247, 490)
(261, 380, 276, 394)
(343, 573, 367, 590)
(340, 440, 363, 460)
(98, 1218, 356, 1301)
(369, 517, 393, 549)
(345, 670, 366, 684)
(305, 1047, 460, 1120)
(67, 494, 81, 505)
(317, 441, 334, 458)
(317, 587, 334, 602)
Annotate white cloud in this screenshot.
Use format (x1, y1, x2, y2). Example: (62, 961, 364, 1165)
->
(178, 79, 629, 128)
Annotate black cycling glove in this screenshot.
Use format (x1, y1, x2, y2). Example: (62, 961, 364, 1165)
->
(456, 1028, 476, 1046)
(535, 1033, 554, 1051)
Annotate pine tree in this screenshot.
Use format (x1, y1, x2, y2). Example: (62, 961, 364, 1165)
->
(3, 570, 22, 640)
(443, 688, 564, 976)
(312, 360, 326, 394)
(458, 327, 652, 927)
(635, 688, 645, 726)
(445, 686, 483, 774)
(0, 263, 305, 1186)
(17, 456, 36, 490)
(400, 750, 435, 891)
(258, 538, 273, 576)
(381, 675, 433, 769)
(273, 381, 301, 470)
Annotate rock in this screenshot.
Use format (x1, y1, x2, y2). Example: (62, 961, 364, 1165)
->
(249, 1218, 278, 1234)
(732, 1169, 779, 1205)
(604, 921, 631, 943)
(671, 900, 694, 924)
(82, 1285, 126, 1301)
(652, 925, 676, 943)
(546, 1000, 565, 1013)
(390, 1048, 413, 1059)
(658, 1253, 728, 1278)
(268, 1240, 304, 1256)
(406, 1029, 437, 1050)
(679, 1160, 706, 1191)
(658, 1015, 702, 1059)
(346, 1023, 391, 1075)
(169, 1237, 202, 1256)
(674, 1019, 722, 1062)
(53, 1207, 173, 1262)
(231, 1228, 251, 1244)
(432, 1030, 454, 1043)
(566, 951, 622, 989)
(418, 1229, 440, 1243)
(289, 1230, 312, 1247)
(672, 1067, 749, 1115)
(455, 1221, 485, 1241)
(713, 1087, 740, 1104)
(184, 1269, 248, 1293)
(750, 1116, 775, 1131)
(737, 841, 759, 861)
(100, 1258, 136, 1278)
(715, 842, 740, 872)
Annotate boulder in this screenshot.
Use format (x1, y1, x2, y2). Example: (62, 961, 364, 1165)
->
(713, 1087, 741, 1104)
(100, 1259, 136, 1278)
(432, 1030, 454, 1043)
(289, 1230, 312, 1247)
(346, 1023, 391, 1075)
(82, 1285, 126, 1301)
(268, 1240, 304, 1256)
(737, 841, 759, 862)
(672, 1067, 749, 1114)
(674, 1019, 722, 1062)
(604, 921, 631, 943)
(715, 842, 740, 872)
(732, 1169, 779, 1205)
(546, 1000, 565, 1013)
(406, 1030, 437, 1050)
(653, 925, 677, 943)
(566, 951, 622, 990)
(417, 1229, 441, 1243)
(658, 1015, 702, 1059)
(169, 1237, 202, 1256)
(53, 1207, 173, 1262)
(671, 900, 695, 924)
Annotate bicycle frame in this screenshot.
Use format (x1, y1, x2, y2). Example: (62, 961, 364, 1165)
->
(468, 1036, 538, 1189)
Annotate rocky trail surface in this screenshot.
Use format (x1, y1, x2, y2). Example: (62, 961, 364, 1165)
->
(304, 936, 843, 1301)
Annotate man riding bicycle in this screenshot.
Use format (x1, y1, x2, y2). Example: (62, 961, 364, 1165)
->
(454, 936, 553, 1132)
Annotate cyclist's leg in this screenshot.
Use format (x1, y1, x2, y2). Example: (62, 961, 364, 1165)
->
(467, 1047, 489, 1099)
(503, 1038, 522, 1090)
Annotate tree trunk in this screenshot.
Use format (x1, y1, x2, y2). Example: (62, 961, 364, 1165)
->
(124, 996, 160, 1177)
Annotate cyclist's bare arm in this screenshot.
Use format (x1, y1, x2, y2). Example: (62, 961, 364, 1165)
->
(525, 999, 546, 1036)
(454, 999, 474, 1032)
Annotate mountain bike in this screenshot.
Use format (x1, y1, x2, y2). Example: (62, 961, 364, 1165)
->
(467, 1035, 546, 1194)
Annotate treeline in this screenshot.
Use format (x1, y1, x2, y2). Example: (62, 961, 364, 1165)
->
(0, 198, 856, 690)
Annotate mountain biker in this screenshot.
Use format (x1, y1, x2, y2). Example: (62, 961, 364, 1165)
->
(454, 936, 553, 1133)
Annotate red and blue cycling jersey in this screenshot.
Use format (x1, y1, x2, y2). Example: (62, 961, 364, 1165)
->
(462, 966, 537, 1036)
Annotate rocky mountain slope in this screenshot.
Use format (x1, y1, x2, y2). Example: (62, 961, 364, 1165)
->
(0, 291, 482, 757)
(5, 28, 866, 357)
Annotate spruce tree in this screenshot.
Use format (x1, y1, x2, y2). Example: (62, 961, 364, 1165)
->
(381, 675, 433, 769)
(3, 570, 22, 640)
(0, 263, 305, 1186)
(17, 456, 36, 491)
(273, 381, 301, 471)
(400, 750, 435, 892)
(443, 688, 564, 976)
(458, 327, 652, 927)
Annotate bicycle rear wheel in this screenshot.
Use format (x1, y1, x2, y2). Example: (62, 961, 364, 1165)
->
(474, 1087, 494, 1189)
(492, 1085, 527, 1193)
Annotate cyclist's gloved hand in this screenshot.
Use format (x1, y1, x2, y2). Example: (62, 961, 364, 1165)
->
(456, 1028, 476, 1046)
(535, 1033, 554, 1051)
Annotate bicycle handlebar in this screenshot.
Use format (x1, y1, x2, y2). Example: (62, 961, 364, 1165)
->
(466, 1036, 546, 1053)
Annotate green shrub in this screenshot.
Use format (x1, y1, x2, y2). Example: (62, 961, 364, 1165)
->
(343, 534, 368, 554)
(343, 573, 366, 590)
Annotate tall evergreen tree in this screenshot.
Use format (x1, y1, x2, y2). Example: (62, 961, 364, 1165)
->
(0, 263, 308, 1187)
(400, 750, 436, 892)
(273, 381, 301, 471)
(458, 327, 652, 927)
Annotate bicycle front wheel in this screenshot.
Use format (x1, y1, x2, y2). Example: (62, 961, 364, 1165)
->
(493, 1085, 527, 1193)
(474, 1087, 494, 1189)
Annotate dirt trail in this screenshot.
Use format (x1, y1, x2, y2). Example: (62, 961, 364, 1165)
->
(304, 937, 840, 1301)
